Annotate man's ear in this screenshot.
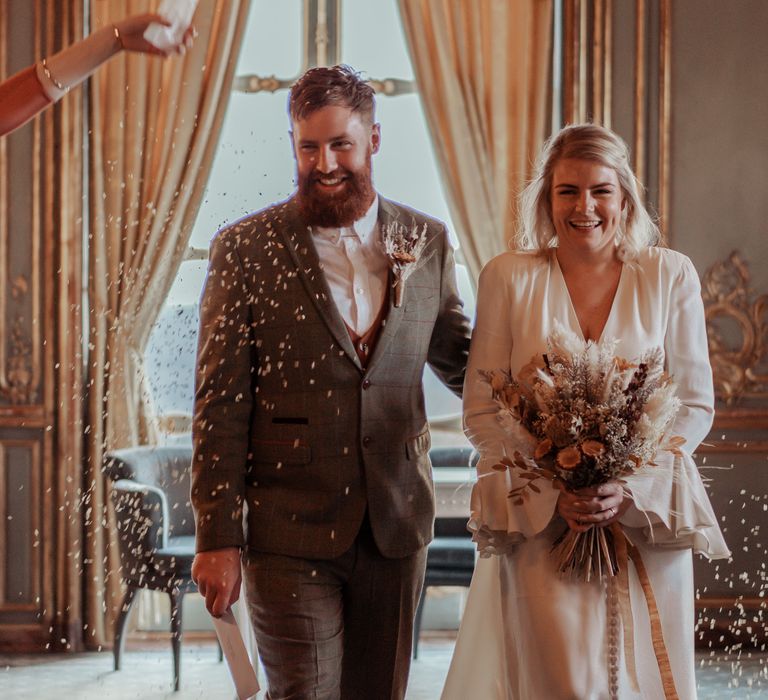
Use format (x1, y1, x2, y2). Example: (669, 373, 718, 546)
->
(289, 130, 297, 160)
(370, 123, 381, 155)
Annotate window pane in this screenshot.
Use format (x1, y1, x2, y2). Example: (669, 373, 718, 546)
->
(145, 302, 198, 417)
(341, 0, 414, 80)
(374, 93, 455, 244)
(236, 0, 303, 78)
(187, 91, 295, 252)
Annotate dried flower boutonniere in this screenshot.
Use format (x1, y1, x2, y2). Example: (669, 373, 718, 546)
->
(381, 221, 431, 307)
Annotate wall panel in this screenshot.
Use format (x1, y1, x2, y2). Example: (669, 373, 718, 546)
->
(668, 3, 768, 647)
(0, 0, 84, 652)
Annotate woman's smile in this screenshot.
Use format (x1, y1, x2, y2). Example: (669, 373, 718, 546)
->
(550, 158, 624, 256)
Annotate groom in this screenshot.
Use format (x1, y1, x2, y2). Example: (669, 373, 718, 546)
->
(191, 64, 471, 699)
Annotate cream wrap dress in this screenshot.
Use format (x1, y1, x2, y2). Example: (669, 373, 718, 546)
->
(442, 247, 730, 700)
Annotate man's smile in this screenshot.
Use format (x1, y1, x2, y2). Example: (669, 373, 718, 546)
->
(313, 172, 349, 193)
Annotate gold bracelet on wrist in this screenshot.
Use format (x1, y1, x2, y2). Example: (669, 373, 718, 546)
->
(113, 24, 125, 50)
(41, 58, 68, 92)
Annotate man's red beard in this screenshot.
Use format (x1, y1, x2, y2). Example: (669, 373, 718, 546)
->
(296, 154, 375, 228)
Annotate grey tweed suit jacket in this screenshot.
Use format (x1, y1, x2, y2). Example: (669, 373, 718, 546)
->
(191, 195, 471, 560)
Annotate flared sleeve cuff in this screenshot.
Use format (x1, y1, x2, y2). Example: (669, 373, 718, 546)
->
(620, 450, 730, 560)
(468, 463, 561, 558)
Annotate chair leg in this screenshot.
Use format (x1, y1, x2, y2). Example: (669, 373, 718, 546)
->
(169, 589, 185, 692)
(114, 586, 138, 671)
(412, 584, 427, 660)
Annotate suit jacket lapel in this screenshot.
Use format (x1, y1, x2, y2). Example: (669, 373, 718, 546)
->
(366, 197, 406, 369)
(276, 198, 362, 370)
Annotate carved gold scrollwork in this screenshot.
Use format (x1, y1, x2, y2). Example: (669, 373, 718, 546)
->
(0, 272, 36, 405)
(2, 317, 35, 405)
(701, 251, 768, 405)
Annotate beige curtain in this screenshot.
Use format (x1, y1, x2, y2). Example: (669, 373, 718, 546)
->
(398, 0, 552, 280)
(84, 0, 251, 648)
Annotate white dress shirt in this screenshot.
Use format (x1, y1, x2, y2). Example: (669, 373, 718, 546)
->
(313, 197, 390, 336)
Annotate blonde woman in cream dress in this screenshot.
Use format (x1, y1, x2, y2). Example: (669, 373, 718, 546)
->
(443, 124, 729, 700)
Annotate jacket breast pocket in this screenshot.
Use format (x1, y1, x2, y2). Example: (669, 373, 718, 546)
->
(403, 290, 437, 317)
(405, 428, 431, 461)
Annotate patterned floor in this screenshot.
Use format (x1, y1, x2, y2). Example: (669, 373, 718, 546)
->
(2, 634, 767, 699)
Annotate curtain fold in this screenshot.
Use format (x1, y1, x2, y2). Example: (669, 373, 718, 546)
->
(398, 0, 553, 281)
(84, 0, 251, 648)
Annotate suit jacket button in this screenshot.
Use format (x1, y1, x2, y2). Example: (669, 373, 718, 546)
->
(362, 379, 371, 390)
(362, 436, 372, 447)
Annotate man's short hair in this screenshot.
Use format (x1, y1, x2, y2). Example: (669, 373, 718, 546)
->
(289, 64, 376, 125)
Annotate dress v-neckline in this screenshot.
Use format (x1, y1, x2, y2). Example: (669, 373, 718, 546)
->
(552, 253, 625, 344)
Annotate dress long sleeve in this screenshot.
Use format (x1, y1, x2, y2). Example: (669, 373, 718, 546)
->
(620, 254, 730, 559)
(463, 255, 560, 555)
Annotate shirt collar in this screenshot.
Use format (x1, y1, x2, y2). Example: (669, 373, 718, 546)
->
(313, 195, 379, 245)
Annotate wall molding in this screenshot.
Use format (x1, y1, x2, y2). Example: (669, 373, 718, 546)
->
(0, 440, 41, 612)
(560, 0, 671, 238)
(702, 251, 768, 409)
(0, 0, 85, 653)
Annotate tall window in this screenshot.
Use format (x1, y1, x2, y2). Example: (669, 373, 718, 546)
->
(145, 1, 476, 437)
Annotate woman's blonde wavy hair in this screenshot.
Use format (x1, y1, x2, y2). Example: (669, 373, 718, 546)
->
(515, 123, 660, 260)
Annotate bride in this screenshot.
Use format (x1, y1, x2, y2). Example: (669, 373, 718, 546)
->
(442, 124, 729, 699)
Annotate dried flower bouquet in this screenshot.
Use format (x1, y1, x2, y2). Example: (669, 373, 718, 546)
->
(481, 322, 684, 581)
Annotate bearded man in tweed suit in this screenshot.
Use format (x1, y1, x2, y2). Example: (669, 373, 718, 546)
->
(191, 64, 471, 700)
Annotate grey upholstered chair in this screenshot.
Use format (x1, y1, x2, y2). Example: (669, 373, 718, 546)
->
(104, 444, 217, 691)
(412, 446, 478, 659)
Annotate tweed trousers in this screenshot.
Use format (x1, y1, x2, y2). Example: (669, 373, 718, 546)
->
(243, 514, 427, 700)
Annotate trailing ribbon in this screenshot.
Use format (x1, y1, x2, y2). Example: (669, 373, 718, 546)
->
(609, 522, 680, 700)
(627, 540, 680, 699)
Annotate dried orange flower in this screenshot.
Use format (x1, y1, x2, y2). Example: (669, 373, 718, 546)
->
(580, 439, 605, 457)
(556, 446, 581, 470)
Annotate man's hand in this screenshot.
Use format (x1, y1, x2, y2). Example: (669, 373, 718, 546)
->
(191, 547, 242, 617)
